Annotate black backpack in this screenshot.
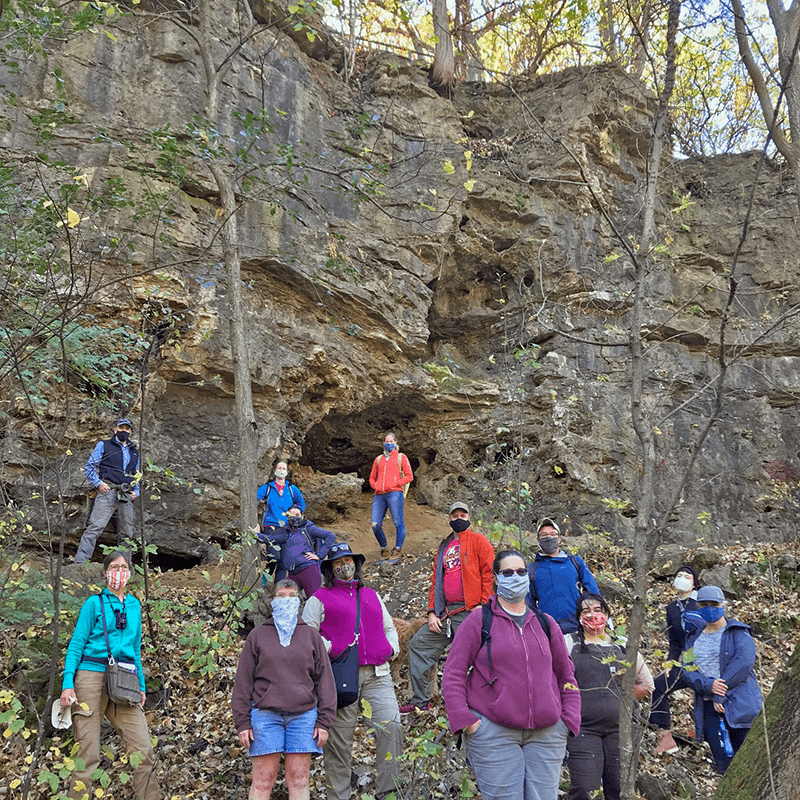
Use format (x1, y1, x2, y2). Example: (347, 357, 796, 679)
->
(478, 603, 551, 685)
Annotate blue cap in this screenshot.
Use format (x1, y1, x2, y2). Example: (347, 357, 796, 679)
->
(115, 418, 133, 428)
(696, 585, 725, 604)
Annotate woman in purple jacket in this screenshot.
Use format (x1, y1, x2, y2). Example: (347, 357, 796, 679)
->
(232, 579, 337, 800)
(302, 543, 402, 800)
(443, 549, 581, 800)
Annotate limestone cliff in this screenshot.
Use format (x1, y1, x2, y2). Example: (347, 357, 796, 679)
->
(2, 2, 800, 561)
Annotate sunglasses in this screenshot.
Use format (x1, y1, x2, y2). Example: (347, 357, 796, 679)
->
(328, 544, 352, 558)
(496, 568, 528, 577)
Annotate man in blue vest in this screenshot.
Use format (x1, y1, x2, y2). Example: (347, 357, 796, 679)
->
(74, 418, 141, 563)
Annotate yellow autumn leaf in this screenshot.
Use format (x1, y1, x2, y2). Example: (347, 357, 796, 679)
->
(443, 160, 455, 174)
(464, 179, 475, 192)
(66, 207, 81, 228)
(9, 780, 20, 789)
(73, 174, 89, 188)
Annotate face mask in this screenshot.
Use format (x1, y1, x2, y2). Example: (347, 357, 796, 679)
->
(539, 536, 559, 555)
(698, 605, 725, 624)
(496, 573, 529, 602)
(450, 518, 470, 534)
(333, 561, 356, 581)
(384, 442, 396, 452)
(274, 468, 288, 479)
(674, 574, 694, 593)
(271, 596, 301, 646)
(106, 568, 130, 592)
(287, 516, 303, 527)
(581, 611, 608, 634)
(116, 431, 130, 443)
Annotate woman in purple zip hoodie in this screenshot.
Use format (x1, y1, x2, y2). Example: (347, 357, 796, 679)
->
(443, 549, 581, 800)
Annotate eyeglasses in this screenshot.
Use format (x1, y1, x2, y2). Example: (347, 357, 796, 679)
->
(496, 568, 528, 577)
(106, 564, 129, 572)
(113, 608, 127, 630)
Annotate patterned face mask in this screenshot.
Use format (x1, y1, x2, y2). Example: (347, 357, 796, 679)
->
(581, 610, 608, 634)
(106, 567, 130, 592)
(333, 561, 356, 581)
(271, 596, 301, 646)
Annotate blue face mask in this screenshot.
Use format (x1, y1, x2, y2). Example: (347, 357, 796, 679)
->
(496, 573, 530, 602)
(698, 605, 725, 624)
(384, 442, 396, 452)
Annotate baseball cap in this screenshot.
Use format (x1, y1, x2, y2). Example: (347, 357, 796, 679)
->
(115, 418, 133, 428)
(696, 585, 726, 604)
(449, 501, 469, 514)
(536, 517, 561, 536)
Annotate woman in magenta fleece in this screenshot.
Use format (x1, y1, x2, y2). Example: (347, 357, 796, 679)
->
(302, 542, 402, 800)
(443, 549, 581, 800)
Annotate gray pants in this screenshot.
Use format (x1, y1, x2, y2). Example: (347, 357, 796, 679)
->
(75, 490, 134, 563)
(465, 711, 568, 800)
(408, 609, 470, 706)
(324, 665, 402, 800)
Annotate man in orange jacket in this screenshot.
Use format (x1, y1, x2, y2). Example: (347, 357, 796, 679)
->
(399, 501, 495, 713)
(369, 432, 413, 565)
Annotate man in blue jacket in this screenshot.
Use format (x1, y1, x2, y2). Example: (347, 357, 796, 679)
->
(526, 517, 599, 633)
(75, 418, 140, 563)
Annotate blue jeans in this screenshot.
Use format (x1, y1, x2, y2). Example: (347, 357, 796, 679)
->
(249, 706, 321, 756)
(702, 700, 749, 774)
(371, 491, 405, 550)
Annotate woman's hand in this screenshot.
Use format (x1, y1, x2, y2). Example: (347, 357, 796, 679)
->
(60, 689, 76, 708)
(140, 691, 147, 707)
(313, 727, 329, 747)
(305, 552, 320, 561)
(427, 612, 442, 634)
(711, 678, 728, 696)
(714, 702, 725, 714)
(238, 729, 254, 748)
(464, 720, 481, 735)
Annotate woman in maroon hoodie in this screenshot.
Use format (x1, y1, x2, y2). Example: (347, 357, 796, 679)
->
(232, 580, 336, 800)
(443, 549, 581, 800)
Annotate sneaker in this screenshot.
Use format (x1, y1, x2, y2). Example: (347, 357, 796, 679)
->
(376, 548, 391, 564)
(399, 701, 430, 714)
(654, 729, 679, 755)
(386, 548, 402, 565)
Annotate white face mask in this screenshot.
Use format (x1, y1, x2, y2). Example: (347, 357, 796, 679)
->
(274, 468, 288, 480)
(674, 574, 693, 593)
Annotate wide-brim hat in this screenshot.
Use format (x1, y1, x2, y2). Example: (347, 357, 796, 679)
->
(51, 700, 91, 729)
(321, 542, 365, 569)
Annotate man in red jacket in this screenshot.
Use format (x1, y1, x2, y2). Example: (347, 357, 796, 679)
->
(369, 432, 413, 565)
(399, 501, 495, 714)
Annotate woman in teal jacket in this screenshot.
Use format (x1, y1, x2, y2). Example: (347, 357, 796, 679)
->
(60, 551, 159, 800)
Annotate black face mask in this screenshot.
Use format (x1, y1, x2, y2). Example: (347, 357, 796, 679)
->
(116, 431, 130, 443)
(288, 516, 303, 527)
(449, 518, 470, 534)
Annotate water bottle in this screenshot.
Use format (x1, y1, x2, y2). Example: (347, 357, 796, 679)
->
(718, 717, 734, 757)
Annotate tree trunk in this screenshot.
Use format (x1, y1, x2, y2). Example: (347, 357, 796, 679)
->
(198, 0, 261, 592)
(430, 0, 455, 95)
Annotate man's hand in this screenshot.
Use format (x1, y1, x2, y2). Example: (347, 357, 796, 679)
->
(238, 729, 254, 748)
(427, 612, 442, 634)
(313, 727, 329, 747)
(98, 482, 110, 493)
(714, 702, 725, 714)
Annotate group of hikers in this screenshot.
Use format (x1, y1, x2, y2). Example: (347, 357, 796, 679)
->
(58, 423, 763, 800)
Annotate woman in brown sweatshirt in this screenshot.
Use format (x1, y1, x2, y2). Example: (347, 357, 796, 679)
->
(232, 580, 337, 800)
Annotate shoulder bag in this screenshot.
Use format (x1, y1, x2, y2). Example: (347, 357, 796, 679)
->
(99, 594, 141, 706)
(329, 589, 361, 708)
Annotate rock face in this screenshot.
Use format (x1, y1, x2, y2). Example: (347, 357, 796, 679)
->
(2, 3, 800, 562)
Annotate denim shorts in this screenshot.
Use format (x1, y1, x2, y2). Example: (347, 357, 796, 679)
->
(249, 706, 322, 757)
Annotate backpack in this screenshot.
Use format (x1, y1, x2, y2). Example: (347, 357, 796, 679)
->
(478, 602, 551, 685)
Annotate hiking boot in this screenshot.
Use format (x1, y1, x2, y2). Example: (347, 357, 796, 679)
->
(399, 701, 430, 714)
(386, 548, 402, 565)
(654, 729, 679, 755)
(376, 548, 391, 564)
